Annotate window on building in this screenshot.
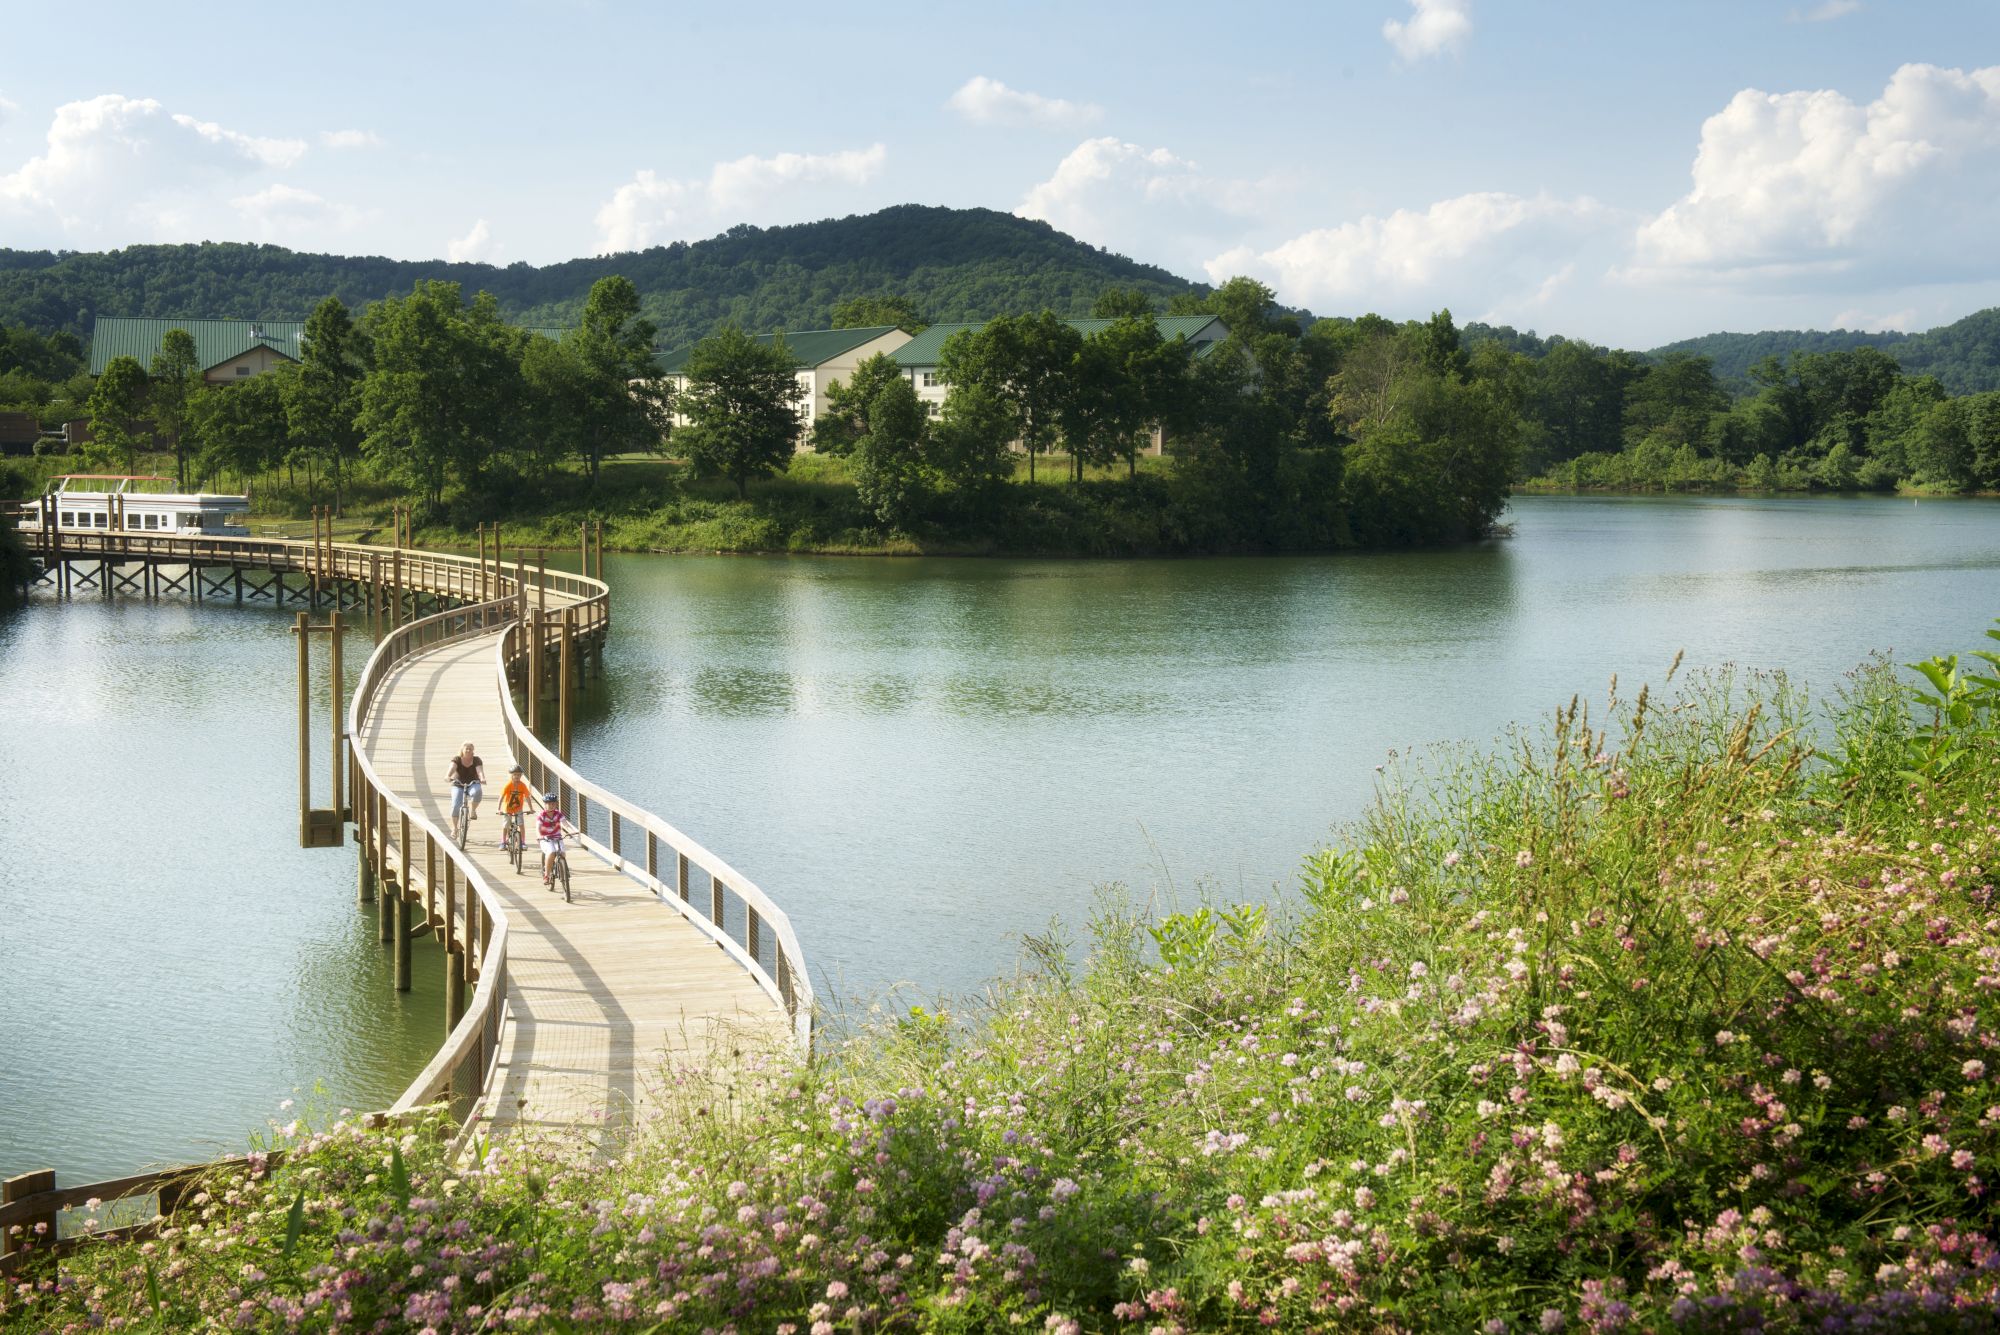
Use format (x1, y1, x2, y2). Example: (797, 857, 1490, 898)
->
(925, 401, 941, 418)
(236, 366, 250, 376)
(921, 371, 940, 388)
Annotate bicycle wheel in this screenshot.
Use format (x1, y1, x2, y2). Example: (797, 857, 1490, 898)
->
(509, 820, 523, 873)
(557, 853, 571, 903)
(453, 800, 469, 851)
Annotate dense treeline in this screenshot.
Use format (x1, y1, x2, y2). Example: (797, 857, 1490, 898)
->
(0, 207, 1204, 351)
(1456, 324, 2000, 494)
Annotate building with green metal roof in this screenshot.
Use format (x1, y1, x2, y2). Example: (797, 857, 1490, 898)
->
(659, 325, 913, 444)
(89, 317, 308, 381)
(89, 316, 573, 382)
(890, 314, 1227, 373)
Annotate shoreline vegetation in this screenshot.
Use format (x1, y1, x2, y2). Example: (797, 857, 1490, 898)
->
(7, 623, 2000, 1329)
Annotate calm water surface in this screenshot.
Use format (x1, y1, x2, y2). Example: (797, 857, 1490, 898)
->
(4, 494, 1999, 1178)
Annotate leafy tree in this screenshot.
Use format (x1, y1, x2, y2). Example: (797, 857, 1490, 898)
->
(357, 282, 524, 511)
(191, 373, 292, 487)
(284, 297, 366, 511)
(148, 327, 202, 486)
(674, 325, 804, 497)
(811, 352, 908, 455)
(852, 376, 931, 528)
(926, 382, 1014, 517)
(569, 275, 668, 484)
(938, 312, 1079, 483)
(1624, 352, 1727, 449)
(831, 294, 926, 334)
(1062, 316, 1190, 479)
(85, 355, 149, 473)
(1091, 287, 1157, 319)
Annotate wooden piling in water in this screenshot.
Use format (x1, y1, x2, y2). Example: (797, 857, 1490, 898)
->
(329, 611, 344, 824)
(394, 887, 412, 992)
(293, 612, 311, 845)
(559, 608, 574, 764)
(527, 607, 544, 734)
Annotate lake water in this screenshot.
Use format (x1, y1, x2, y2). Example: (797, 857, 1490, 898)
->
(5, 494, 2000, 1179)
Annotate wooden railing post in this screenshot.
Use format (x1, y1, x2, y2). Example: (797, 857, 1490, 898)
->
(677, 851, 690, 902)
(1, 1170, 56, 1265)
(712, 873, 725, 926)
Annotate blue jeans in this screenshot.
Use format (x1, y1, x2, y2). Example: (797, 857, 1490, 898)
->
(451, 781, 482, 815)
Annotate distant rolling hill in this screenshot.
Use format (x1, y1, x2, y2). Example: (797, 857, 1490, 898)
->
(1648, 307, 2000, 395)
(0, 205, 1208, 351)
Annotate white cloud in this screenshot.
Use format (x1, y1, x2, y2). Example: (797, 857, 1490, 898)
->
(1016, 137, 1259, 266)
(1829, 306, 1916, 332)
(1383, 0, 1471, 62)
(594, 143, 887, 253)
(230, 183, 371, 241)
(1629, 63, 2000, 287)
(319, 128, 382, 150)
(0, 93, 309, 242)
(171, 112, 304, 167)
(1790, 0, 1861, 21)
(447, 218, 500, 264)
(945, 76, 1102, 129)
(707, 143, 885, 211)
(1209, 190, 1606, 320)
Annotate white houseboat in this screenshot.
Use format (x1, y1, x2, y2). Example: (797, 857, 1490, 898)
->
(20, 475, 251, 536)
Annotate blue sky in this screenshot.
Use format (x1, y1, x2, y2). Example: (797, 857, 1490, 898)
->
(2, 0, 1997, 346)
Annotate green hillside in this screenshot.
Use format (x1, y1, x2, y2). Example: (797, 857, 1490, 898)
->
(0, 206, 1206, 349)
(1648, 307, 2000, 394)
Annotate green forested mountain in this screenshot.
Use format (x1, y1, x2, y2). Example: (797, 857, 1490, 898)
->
(1648, 308, 2000, 395)
(0, 206, 1205, 349)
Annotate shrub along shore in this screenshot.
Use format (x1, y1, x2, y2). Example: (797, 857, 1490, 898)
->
(7, 628, 2000, 1330)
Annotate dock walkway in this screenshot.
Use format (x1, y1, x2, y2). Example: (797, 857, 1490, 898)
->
(358, 630, 785, 1145)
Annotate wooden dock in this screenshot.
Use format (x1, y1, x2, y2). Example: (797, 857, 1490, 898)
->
(357, 631, 786, 1145)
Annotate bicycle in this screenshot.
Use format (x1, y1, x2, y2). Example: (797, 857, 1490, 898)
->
(544, 840, 571, 902)
(450, 782, 471, 850)
(502, 811, 525, 873)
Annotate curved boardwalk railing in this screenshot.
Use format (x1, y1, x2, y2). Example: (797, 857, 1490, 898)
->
(2, 525, 815, 1272)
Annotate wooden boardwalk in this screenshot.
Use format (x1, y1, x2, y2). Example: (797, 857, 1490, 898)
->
(357, 630, 787, 1149)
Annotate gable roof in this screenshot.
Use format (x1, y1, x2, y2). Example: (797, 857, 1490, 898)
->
(90, 316, 572, 375)
(892, 314, 1227, 367)
(657, 326, 903, 376)
(90, 317, 306, 374)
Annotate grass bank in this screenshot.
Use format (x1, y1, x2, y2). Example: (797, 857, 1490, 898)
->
(8, 624, 2000, 1330)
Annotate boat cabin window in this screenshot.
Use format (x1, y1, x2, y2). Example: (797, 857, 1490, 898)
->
(60, 511, 74, 527)
(180, 512, 201, 528)
(93, 512, 108, 528)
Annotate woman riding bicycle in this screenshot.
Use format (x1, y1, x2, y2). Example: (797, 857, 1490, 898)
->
(497, 765, 532, 849)
(536, 791, 569, 887)
(445, 742, 486, 825)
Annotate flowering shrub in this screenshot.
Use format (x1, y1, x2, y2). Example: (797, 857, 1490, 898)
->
(8, 637, 2000, 1331)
